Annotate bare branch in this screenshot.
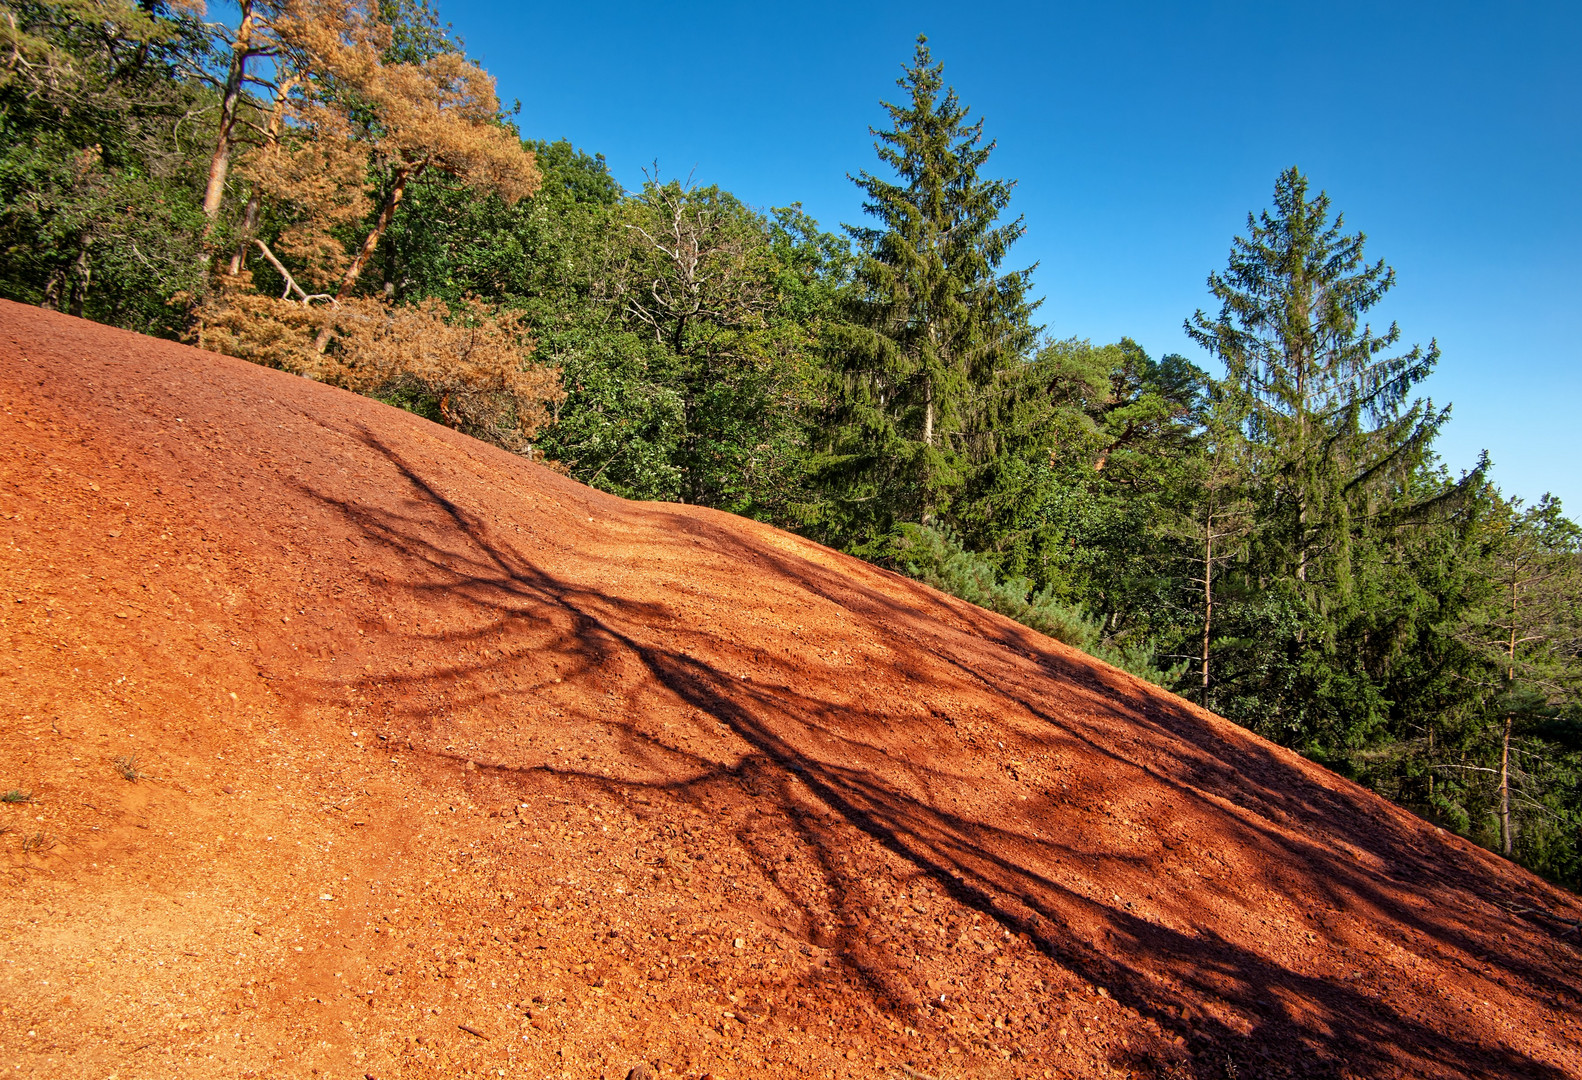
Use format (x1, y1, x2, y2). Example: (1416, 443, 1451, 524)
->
(251, 239, 333, 305)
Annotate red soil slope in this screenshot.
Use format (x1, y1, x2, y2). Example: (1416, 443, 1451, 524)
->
(1, 300, 1579, 1080)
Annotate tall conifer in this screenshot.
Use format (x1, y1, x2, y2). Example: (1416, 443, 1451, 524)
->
(1186, 168, 1489, 751)
(829, 35, 1038, 538)
(1187, 167, 1459, 602)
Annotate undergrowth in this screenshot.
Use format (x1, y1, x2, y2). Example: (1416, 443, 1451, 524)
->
(882, 523, 1176, 685)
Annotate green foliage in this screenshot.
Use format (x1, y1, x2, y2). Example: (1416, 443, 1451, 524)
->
(1181, 167, 1489, 758)
(0, 0, 209, 333)
(882, 523, 1173, 683)
(1450, 494, 1582, 859)
(1186, 166, 1466, 601)
(826, 35, 1039, 539)
(601, 178, 804, 512)
(0, 132, 207, 333)
(377, 0, 461, 64)
(381, 141, 691, 500)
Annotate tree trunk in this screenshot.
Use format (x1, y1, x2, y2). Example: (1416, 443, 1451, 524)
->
(67, 233, 91, 317)
(227, 73, 297, 277)
(918, 364, 936, 525)
(1499, 711, 1513, 856)
(1202, 510, 1214, 703)
(1296, 495, 1309, 584)
(314, 164, 421, 352)
(1501, 607, 1518, 857)
(201, 1, 257, 228)
(1294, 328, 1309, 586)
(336, 166, 419, 300)
(1427, 719, 1435, 800)
(228, 193, 262, 276)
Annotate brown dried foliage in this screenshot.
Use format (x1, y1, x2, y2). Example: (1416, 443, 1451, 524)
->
(192, 0, 555, 453)
(197, 282, 563, 455)
(237, 1, 538, 294)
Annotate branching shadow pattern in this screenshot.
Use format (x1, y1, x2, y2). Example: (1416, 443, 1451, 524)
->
(276, 427, 1581, 1080)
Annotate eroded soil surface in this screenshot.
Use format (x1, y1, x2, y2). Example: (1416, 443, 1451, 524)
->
(1, 300, 1580, 1080)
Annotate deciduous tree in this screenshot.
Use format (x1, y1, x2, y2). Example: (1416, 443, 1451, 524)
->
(0, 0, 209, 332)
(1458, 496, 1582, 855)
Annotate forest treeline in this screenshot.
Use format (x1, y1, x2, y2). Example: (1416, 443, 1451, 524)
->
(4, 0, 1579, 887)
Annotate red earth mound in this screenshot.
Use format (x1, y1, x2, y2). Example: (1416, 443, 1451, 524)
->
(1, 300, 1579, 1080)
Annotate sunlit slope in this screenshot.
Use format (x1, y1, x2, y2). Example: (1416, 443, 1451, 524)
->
(2, 299, 1579, 1080)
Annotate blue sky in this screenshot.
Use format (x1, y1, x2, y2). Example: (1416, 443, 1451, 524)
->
(440, 0, 1580, 508)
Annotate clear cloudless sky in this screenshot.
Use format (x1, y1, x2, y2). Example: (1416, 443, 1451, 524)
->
(435, 0, 1580, 508)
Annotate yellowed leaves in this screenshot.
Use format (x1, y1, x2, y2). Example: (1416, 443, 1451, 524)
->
(196, 285, 563, 454)
(262, 1, 538, 203)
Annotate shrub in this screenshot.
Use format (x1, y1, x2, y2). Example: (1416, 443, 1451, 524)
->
(883, 523, 1172, 684)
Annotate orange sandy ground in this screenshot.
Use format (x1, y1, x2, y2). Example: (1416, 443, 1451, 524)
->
(1, 301, 1580, 1080)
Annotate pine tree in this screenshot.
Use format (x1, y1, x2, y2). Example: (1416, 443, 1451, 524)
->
(281, 5, 539, 325)
(829, 35, 1038, 539)
(198, 0, 539, 353)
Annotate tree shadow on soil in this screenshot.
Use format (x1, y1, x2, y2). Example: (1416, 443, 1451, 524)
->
(285, 428, 1579, 1080)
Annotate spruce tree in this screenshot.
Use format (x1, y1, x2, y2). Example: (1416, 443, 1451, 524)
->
(1186, 168, 1485, 751)
(1186, 166, 1453, 600)
(828, 35, 1038, 540)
